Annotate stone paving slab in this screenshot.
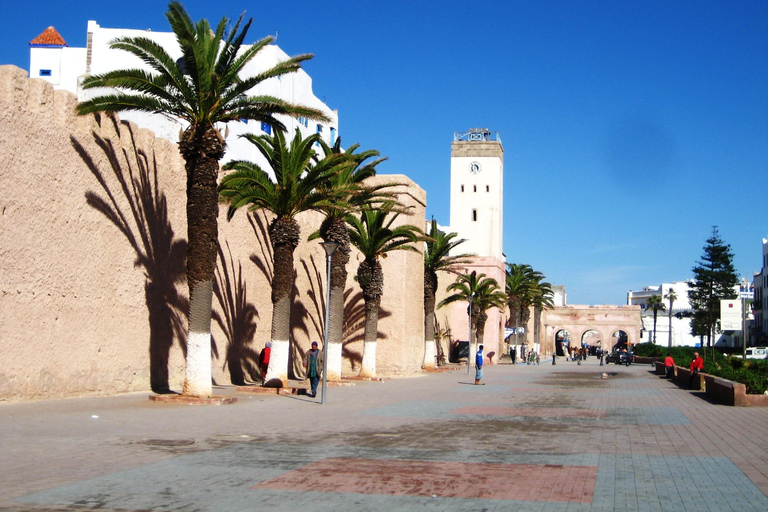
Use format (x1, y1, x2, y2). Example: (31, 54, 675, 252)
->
(1, 359, 767, 511)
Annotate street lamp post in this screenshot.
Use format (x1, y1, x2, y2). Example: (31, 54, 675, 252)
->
(320, 241, 339, 405)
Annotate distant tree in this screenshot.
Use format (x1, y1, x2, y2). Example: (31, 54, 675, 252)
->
(439, 271, 506, 351)
(646, 294, 665, 344)
(664, 289, 678, 348)
(688, 227, 738, 357)
(423, 220, 472, 368)
(347, 207, 422, 378)
(530, 278, 555, 349)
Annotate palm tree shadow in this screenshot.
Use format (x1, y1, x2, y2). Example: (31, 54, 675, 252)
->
(342, 289, 390, 371)
(72, 119, 188, 393)
(213, 241, 260, 385)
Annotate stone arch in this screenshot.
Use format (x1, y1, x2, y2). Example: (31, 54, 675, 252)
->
(610, 329, 630, 350)
(554, 328, 571, 356)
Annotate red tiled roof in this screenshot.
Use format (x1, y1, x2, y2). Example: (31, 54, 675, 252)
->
(30, 26, 67, 46)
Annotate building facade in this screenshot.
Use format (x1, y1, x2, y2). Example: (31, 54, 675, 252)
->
(29, 21, 339, 169)
(436, 129, 507, 362)
(752, 237, 768, 346)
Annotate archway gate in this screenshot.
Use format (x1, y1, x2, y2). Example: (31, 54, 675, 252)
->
(540, 305, 641, 356)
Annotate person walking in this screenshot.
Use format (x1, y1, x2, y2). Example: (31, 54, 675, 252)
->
(305, 341, 323, 398)
(689, 352, 704, 389)
(664, 353, 675, 379)
(475, 344, 485, 385)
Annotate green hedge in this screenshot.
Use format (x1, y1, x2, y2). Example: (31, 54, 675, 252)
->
(633, 343, 768, 394)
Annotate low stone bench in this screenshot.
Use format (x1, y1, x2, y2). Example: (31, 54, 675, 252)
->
(654, 361, 676, 377)
(674, 366, 707, 390)
(704, 375, 768, 407)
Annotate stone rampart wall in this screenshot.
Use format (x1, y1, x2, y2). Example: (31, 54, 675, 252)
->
(0, 65, 426, 401)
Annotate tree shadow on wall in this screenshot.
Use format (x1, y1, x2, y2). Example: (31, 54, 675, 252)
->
(72, 118, 188, 393)
(213, 241, 260, 385)
(341, 289, 391, 372)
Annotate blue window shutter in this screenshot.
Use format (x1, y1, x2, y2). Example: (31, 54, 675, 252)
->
(261, 122, 272, 134)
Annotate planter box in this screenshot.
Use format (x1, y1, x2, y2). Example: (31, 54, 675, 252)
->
(634, 356, 658, 365)
(704, 375, 768, 407)
(655, 361, 676, 377)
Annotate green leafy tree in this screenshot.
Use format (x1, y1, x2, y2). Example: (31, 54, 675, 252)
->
(646, 294, 665, 344)
(664, 289, 678, 348)
(423, 220, 473, 368)
(688, 227, 738, 357)
(218, 129, 347, 384)
(76, 2, 328, 397)
(347, 207, 422, 378)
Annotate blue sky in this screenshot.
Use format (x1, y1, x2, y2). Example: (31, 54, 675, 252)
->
(2, 1, 767, 305)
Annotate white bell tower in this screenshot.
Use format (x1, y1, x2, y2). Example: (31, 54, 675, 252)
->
(449, 129, 503, 261)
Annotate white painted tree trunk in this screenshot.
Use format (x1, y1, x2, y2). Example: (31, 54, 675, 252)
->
(183, 280, 213, 398)
(264, 339, 289, 384)
(423, 340, 437, 369)
(359, 341, 377, 378)
(326, 341, 343, 381)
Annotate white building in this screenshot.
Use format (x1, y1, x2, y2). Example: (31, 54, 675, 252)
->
(627, 281, 696, 347)
(29, 22, 339, 168)
(627, 280, 751, 348)
(752, 237, 767, 345)
(439, 129, 507, 360)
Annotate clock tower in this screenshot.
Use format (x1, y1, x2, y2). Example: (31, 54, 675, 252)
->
(449, 128, 504, 261)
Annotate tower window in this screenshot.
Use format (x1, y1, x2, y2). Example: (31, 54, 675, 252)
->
(472, 209, 477, 221)
(486, 185, 490, 192)
(461, 185, 464, 192)
(473, 185, 477, 192)
(40, 69, 51, 76)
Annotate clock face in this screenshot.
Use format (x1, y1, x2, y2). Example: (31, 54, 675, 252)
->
(469, 161, 482, 174)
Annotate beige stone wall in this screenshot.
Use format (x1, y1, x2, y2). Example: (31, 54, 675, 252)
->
(0, 65, 428, 401)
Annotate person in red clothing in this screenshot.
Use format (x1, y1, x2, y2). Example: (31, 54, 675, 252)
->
(689, 351, 704, 389)
(259, 342, 271, 382)
(664, 353, 675, 379)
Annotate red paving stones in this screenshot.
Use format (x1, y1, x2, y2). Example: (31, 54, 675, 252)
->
(254, 458, 597, 502)
(452, 406, 606, 418)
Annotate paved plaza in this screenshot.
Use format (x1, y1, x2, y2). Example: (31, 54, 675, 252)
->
(1, 358, 767, 511)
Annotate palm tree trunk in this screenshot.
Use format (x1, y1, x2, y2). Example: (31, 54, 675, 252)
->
(652, 310, 658, 344)
(265, 217, 300, 385)
(323, 217, 350, 381)
(179, 126, 224, 398)
(667, 298, 674, 348)
(360, 296, 380, 378)
(423, 270, 438, 369)
(358, 259, 382, 378)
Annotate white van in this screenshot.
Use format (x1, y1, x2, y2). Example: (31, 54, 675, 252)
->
(745, 347, 768, 360)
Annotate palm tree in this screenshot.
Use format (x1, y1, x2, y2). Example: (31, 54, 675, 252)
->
(505, 264, 536, 348)
(76, 2, 329, 397)
(423, 220, 472, 368)
(664, 289, 678, 348)
(439, 271, 506, 357)
(311, 138, 390, 380)
(218, 129, 348, 385)
(530, 278, 555, 351)
(646, 294, 665, 344)
(347, 207, 422, 378)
